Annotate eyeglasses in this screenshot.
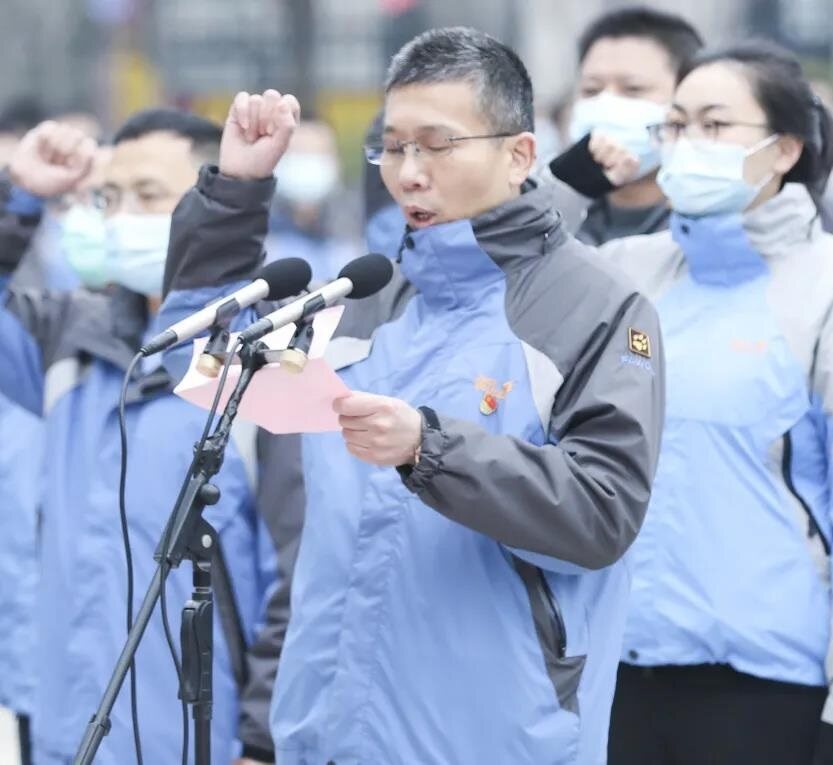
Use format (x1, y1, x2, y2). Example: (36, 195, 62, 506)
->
(364, 131, 515, 166)
(92, 185, 180, 215)
(647, 119, 770, 144)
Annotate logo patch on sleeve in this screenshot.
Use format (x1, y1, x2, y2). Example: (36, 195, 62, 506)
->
(628, 328, 652, 358)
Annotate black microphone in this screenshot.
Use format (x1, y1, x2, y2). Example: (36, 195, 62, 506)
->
(141, 258, 312, 357)
(238, 254, 393, 346)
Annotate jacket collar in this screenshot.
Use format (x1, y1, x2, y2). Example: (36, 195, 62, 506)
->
(672, 184, 821, 287)
(399, 179, 565, 309)
(72, 286, 150, 371)
(743, 182, 820, 253)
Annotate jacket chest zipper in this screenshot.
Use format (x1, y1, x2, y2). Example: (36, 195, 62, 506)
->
(537, 568, 567, 659)
(782, 432, 831, 556)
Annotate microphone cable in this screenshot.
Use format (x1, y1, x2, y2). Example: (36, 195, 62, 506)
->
(117, 352, 145, 765)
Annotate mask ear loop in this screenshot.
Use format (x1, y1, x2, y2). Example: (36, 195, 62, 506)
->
(745, 133, 780, 157)
(742, 134, 781, 199)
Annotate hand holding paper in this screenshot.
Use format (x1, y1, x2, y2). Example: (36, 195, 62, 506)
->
(334, 392, 422, 467)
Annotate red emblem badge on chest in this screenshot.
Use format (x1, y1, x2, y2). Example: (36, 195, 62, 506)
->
(475, 376, 514, 416)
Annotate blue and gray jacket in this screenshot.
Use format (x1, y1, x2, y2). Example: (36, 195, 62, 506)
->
(0, 392, 41, 717)
(0, 190, 49, 718)
(159, 167, 666, 764)
(596, 184, 833, 723)
(0, 174, 279, 765)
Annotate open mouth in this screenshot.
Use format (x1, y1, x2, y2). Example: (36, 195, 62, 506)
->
(405, 206, 437, 228)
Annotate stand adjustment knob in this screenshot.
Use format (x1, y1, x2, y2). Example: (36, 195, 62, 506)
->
(199, 484, 221, 506)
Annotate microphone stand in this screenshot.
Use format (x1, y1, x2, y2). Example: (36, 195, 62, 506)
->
(72, 340, 268, 765)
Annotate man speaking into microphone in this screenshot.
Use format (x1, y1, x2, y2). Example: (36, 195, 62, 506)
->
(160, 27, 665, 765)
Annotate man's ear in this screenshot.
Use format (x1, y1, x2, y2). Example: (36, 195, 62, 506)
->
(507, 132, 537, 186)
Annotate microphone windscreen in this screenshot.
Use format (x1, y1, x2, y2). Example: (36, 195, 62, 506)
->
(339, 253, 393, 299)
(259, 258, 312, 300)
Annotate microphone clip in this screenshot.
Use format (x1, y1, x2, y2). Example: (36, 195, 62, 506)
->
(279, 317, 315, 374)
(195, 323, 232, 378)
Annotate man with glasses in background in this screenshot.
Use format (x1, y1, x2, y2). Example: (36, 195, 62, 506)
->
(0, 110, 278, 764)
(158, 26, 665, 764)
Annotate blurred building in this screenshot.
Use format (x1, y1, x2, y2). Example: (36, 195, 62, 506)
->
(0, 0, 830, 156)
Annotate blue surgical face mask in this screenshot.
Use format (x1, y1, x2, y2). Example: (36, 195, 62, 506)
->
(657, 135, 779, 217)
(61, 205, 109, 288)
(105, 213, 171, 297)
(568, 92, 668, 178)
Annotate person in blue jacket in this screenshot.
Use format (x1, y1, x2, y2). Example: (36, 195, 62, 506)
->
(158, 27, 666, 764)
(587, 41, 833, 765)
(0, 110, 279, 764)
(0, 97, 49, 765)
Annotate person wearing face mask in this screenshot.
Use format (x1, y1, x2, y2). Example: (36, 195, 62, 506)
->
(0, 111, 283, 765)
(586, 41, 833, 764)
(0, 99, 60, 765)
(544, 6, 703, 244)
(43, 144, 113, 294)
(265, 119, 358, 282)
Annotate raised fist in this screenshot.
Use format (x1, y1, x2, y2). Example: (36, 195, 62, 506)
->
(8, 121, 97, 198)
(219, 90, 301, 181)
(588, 131, 641, 187)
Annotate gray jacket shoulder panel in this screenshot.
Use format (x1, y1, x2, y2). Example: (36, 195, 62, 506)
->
(501, 234, 649, 383)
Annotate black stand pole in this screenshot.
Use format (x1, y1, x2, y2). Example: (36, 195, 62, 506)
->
(72, 342, 266, 765)
(180, 518, 217, 764)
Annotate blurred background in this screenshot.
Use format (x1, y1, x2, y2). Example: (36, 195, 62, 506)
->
(0, 0, 829, 243)
(0, 1, 830, 761)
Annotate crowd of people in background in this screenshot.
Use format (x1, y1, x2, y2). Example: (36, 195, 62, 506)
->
(1, 4, 833, 764)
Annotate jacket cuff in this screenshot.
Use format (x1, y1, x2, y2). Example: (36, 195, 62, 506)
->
(197, 164, 276, 205)
(399, 406, 447, 493)
(240, 743, 276, 763)
(548, 135, 615, 199)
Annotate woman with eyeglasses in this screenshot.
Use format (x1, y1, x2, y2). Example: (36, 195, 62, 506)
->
(591, 41, 833, 764)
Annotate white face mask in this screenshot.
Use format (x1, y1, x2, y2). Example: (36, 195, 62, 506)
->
(104, 213, 171, 297)
(275, 152, 339, 206)
(657, 135, 779, 217)
(568, 92, 668, 178)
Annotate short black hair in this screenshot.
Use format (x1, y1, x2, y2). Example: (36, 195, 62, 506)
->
(578, 6, 703, 74)
(385, 27, 534, 134)
(679, 40, 833, 207)
(0, 97, 48, 135)
(113, 108, 223, 164)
